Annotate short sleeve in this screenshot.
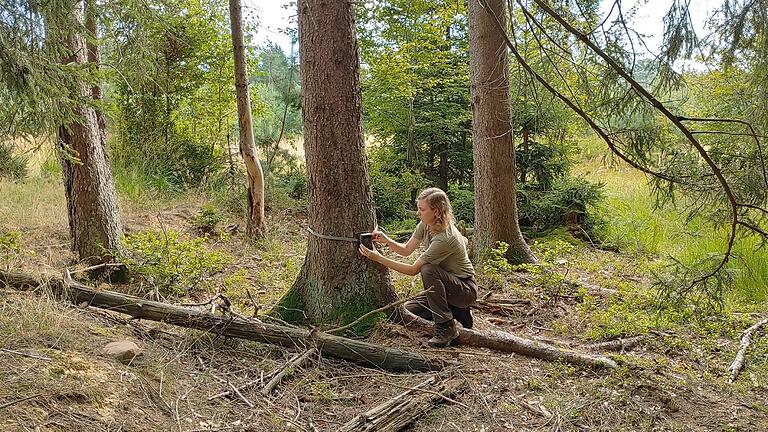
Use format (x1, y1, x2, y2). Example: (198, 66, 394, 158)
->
(418, 237, 456, 265)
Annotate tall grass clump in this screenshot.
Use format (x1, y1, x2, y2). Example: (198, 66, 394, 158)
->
(580, 153, 768, 308)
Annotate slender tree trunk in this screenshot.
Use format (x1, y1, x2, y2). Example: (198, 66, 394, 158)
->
(84, 0, 106, 137)
(406, 97, 416, 167)
(438, 141, 449, 191)
(229, 0, 266, 238)
(58, 0, 124, 265)
(276, 0, 397, 324)
(520, 128, 529, 184)
(469, 0, 536, 263)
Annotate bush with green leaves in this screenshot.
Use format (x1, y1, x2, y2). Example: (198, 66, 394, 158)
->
(192, 204, 224, 233)
(0, 143, 28, 180)
(0, 230, 23, 269)
(441, 178, 603, 232)
(517, 178, 605, 232)
(119, 230, 231, 296)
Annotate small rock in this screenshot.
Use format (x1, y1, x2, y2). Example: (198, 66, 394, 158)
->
(102, 340, 143, 365)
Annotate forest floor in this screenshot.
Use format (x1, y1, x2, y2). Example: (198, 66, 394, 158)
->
(1, 177, 768, 432)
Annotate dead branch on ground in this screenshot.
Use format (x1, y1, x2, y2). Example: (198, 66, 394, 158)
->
(338, 375, 465, 432)
(262, 348, 316, 395)
(0, 270, 443, 372)
(728, 317, 768, 383)
(400, 309, 618, 369)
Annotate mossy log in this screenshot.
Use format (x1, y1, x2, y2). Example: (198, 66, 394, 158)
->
(400, 309, 618, 369)
(0, 271, 442, 372)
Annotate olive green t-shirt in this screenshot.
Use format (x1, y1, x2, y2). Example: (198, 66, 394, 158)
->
(413, 222, 475, 278)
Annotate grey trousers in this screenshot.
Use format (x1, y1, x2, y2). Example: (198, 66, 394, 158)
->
(405, 263, 477, 324)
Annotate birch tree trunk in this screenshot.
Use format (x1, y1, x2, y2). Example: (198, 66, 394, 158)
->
(57, 0, 124, 265)
(229, 0, 266, 238)
(469, 0, 536, 263)
(275, 0, 397, 324)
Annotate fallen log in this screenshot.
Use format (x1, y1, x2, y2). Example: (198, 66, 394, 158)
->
(588, 335, 647, 352)
(0, 271, 443, 372)
(400, 309, 617, 369)
(728, 317, 768, 383)
(338, 376, 464, 432)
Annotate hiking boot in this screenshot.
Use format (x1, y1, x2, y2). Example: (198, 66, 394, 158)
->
(451, 306, 474, 329)
(428, 320, 459, 347)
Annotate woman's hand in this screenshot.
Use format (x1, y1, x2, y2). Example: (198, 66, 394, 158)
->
(359, 243, 382, 263)
(371, 229, 390, 245)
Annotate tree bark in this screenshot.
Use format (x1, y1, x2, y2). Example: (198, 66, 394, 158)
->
(0, 271, 442, 372)
(84, 0, 106, 136)
(229, 0, 266, 238)
(469, 0, 536, 263)
(58, 1, 124, 265)
(277, 0, 397, 324)
(401, 309, 617, 369)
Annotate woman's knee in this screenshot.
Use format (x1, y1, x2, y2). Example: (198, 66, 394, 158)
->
(420, 263, 438, 277)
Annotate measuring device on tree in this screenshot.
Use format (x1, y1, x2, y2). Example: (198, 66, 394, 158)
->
(306, 227, 375, 249)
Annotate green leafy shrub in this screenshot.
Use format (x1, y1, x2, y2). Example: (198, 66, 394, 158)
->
(517, 179, 604, 232)
(119, 230, 232, 296)
(0, 230, 23, 269)
(0, 143, 28, 180)
(112, 131, 224, 190)
(192, 204, 224, 233)
(268, 166, 308, 201)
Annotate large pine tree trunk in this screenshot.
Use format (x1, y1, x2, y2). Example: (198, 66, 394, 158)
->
(58, 1, 124, 265)
(469, 0, 536, 263)
(277, 0, 397, 324)
(229, 0, 266, 239)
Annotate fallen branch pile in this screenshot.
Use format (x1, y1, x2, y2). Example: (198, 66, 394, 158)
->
(338, 375, 465, 431)
(2, 269, 617, 371)
(0, 271, 442, 372)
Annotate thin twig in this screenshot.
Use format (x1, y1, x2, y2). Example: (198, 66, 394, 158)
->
(68, 262, 125, 275)
(228, 382, 254, 408)
(0, 393, 42, 410)
(0, 348, 52, 361)
(245, 287, 260, 317)
(262, 348, 316, 396)
(180, 293, 222, 308)
(371, 378, 469, 409)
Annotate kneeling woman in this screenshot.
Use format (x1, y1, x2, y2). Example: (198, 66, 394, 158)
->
(358, 187, 477, 347)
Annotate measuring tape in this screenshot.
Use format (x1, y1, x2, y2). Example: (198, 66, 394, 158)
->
(305, 227, 374, 249)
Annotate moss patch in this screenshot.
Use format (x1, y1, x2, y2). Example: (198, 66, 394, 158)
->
(271, 283, 306, 323)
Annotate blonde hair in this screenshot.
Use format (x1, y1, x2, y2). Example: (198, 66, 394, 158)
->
(417, 187, 454, 232)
